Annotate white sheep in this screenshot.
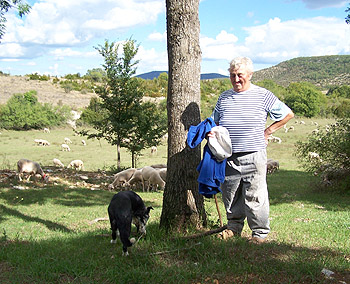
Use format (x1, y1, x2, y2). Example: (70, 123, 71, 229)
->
(61, 143, 71, 152)
(64, 137, 72, 144)
(108, 168, 137, 190)
(141, 166, 158, 192)
(308, 152, 322, 162)
(150, 146, 157, 154)
(126, 169, 144, 190)
(81, 139, 86, 146)
(53, 158, 65, 168)
(157, 167, 167, 182)
(17, 158, 49, 182)
(34, 139, 50, 146)
(67, 159, 84, 171)
(43, 127, 50, 133)
(148, 170, 165, 191)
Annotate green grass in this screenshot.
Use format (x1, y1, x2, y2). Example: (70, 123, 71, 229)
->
(1, 117, 350, 283)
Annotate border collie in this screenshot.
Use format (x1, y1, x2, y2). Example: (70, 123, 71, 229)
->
(108, 191, 153, 256)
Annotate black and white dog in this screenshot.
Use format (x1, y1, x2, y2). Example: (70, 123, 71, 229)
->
(108, 190, 153, 256)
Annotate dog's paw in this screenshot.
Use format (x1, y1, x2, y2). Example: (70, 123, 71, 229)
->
(122, 251, 129, 256)
(130, 238, 136, 244)
(110, 239, 117, 244)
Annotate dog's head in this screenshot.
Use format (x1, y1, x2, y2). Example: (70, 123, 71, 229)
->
(133, 206, 153, 234)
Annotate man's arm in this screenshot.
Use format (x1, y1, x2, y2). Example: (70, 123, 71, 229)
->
(264, 111, 294, 142)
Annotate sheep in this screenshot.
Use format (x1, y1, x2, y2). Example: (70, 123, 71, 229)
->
(268, 135, 282, 144)
(81, 139, 86, 146)
(17, 158, 49, 182)
(126, 169, 144, 190)
(266, 159, 279, 174)
(53, 158, 65, 168)
(312, 129, 319, 135)
(64, 137, 72, 144)
(141, 166, 158, 192)
(61, 143, 71, 152)
(156, 167, 167, 182)
(108, 168, 137, 190)
(288, 126, 295, 131)
(67, 159, 84, 171)
(34, 139, 50, 146)
(148, 170, 165, 191)
(150, 146, 157, 154)
(308, 152, 322, 162)
(43, 127, 50, 133)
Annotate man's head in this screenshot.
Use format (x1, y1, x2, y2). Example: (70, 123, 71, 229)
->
(228, 57, 253, 92)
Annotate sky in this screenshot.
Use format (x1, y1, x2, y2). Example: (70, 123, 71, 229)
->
(0, 0, 349, 77)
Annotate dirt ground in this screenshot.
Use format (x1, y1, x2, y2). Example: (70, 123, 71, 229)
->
(0, 75, 96, 109)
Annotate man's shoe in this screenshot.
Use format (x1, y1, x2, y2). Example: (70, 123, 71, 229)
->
(218, 229, 241, 240)
(249, 237, 266, 244)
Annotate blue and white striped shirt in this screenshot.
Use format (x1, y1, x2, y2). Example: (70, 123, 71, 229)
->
(212, 84, 291, 153)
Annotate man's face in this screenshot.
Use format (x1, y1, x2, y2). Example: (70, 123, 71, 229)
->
(230, 67, 252, 92)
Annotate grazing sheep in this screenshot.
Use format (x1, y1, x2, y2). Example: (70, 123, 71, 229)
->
(141, 166, 158, 192)
(67, 159, 84, 171)
(312, 129, 319, 135)
(150, 146, 157, 154)
(17, 158, 49, 182)
(266, 159, 279, 174)
(308, 152, 322, 162)
(61, 143, 71, 152)
(34, 139, 50, 146)
(288, 126, 295, 131)
(157, 168, 167, 182)
(126, 169, 144, 190)
(81, 139, 86, 146)
(148, 170, 165, 191)
(43, 127, 50, 133)
(53, 158, 65, 168)
(64, 137, 72, 144)
(268, 135, 282, 144)
(108, 168, 137, 190)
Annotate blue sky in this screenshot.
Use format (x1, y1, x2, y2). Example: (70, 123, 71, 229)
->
(0, 0, 349, 77)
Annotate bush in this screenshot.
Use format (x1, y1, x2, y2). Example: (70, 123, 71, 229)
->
(27, 72, 50, 81)
(0, 91, 71, 130)
(295, 118, 350, 190)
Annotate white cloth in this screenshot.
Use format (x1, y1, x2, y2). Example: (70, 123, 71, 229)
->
(208, 126, 232, 162)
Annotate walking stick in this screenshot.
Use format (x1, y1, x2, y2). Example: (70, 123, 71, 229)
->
(214, 194, 223, 227)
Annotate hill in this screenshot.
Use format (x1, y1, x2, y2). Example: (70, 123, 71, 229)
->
(135, 71, 228, 80)
(253, 55, 350, 89)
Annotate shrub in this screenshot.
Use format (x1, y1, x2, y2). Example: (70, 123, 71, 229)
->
(0, 91, 71, 130)
(295, 118, 350, 190)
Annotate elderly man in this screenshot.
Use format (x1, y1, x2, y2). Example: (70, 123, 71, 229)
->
(209, 57, 294, 243)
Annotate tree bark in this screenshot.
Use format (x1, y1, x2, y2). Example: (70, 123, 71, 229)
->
(160, 0, 206, 231)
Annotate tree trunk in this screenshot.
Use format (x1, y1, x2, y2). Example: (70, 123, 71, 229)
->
(116, 144, 121, 169)
(160, 0, 206, 231)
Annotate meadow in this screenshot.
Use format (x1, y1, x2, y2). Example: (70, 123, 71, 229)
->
(1, 117, 350, 283)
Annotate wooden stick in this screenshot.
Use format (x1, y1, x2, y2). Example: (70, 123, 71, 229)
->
(180, 225, 227, 240)
(214, 194, 223, 227)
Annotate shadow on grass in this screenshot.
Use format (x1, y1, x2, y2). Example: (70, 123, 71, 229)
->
(267, 169, 350, 211)
(0, 204, 71, 232)
(0, 224, 347, 283)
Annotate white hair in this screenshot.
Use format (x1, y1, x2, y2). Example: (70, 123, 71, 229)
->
(228, 57, 254, 73)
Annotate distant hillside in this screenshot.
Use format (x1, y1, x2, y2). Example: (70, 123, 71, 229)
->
(136, 71, 228, 80)
(253, 55, 350, 89)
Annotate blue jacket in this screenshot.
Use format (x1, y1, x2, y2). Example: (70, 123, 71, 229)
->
(187, 118, 226, 198)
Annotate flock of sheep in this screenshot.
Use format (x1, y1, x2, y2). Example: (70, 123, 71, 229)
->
(15, 119, 329, 187)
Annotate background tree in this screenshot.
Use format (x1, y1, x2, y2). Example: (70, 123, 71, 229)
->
(346, 2, 350, 24)
(78, 39, 166, 169)
(0, 0, 30, 40)
(160, 0, 206, 231)
(284, 82, 326, 117)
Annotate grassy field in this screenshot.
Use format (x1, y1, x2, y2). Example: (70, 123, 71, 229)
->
(1, 117, 350, 283)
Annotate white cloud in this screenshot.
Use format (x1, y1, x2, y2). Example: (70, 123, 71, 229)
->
(1, 0, 164, 56)
(136, 45, 168, 73)
(200, 16, 350, 66)
(148, 32, 166, 42)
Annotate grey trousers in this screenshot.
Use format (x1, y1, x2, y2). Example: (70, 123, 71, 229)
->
(221, 149, 270, 239)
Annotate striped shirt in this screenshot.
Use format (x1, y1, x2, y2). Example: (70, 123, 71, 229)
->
(212, 84, 291, 153)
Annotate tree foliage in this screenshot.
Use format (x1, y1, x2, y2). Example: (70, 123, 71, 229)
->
(78, 39, 167, 168)
(0, 90, 71, 130)
(346, 3, 350, 24)
(284, 82, 327, 117)
(0, 0, 31, 40)
(295, 119, 350, 190)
